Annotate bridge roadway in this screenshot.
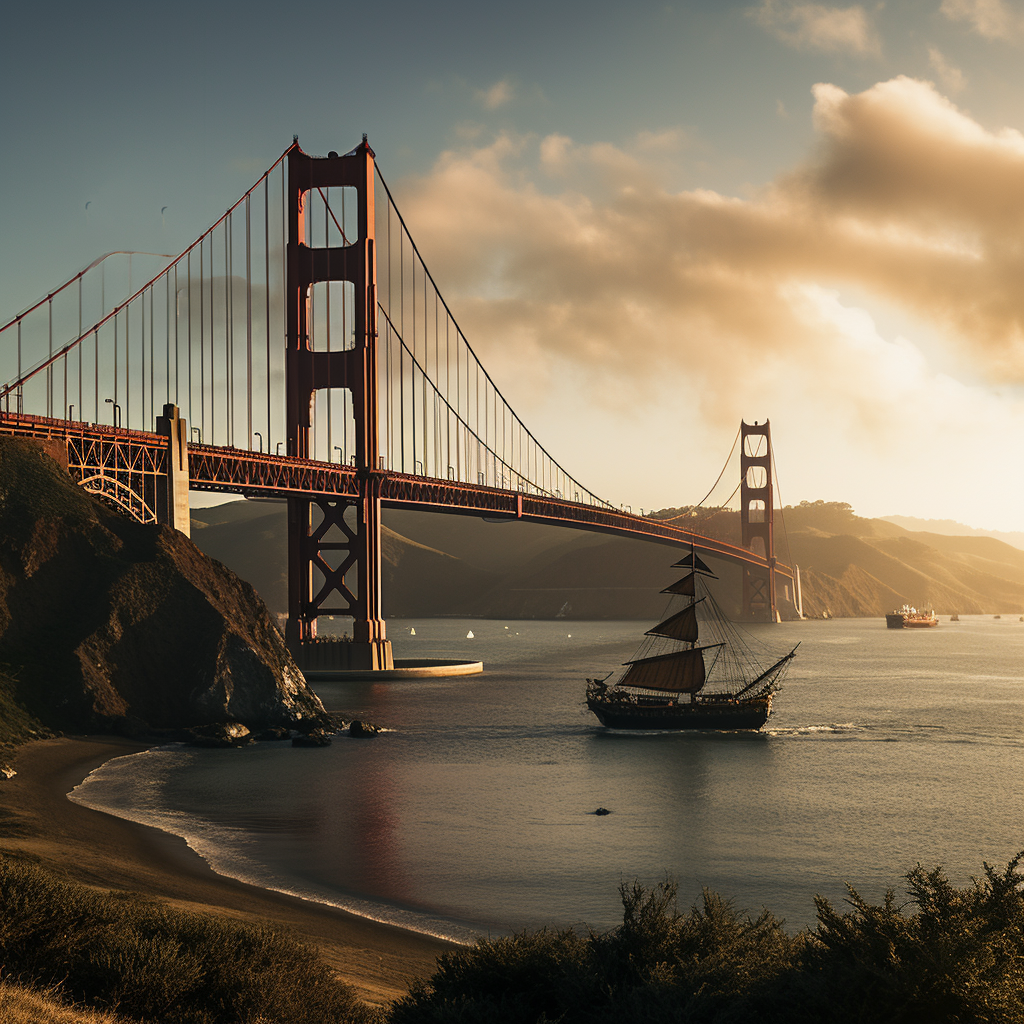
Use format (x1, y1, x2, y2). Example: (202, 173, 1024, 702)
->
(0, 413, 793, 582)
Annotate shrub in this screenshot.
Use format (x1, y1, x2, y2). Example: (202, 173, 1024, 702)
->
(390, 880, 797, 1023)
(390, 857, 1024, 1024)
(0, 857, 376, 1024)
(792, 854, 1024, 1023)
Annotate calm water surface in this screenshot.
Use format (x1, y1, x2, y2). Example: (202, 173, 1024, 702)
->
(71, 616, 1024, 941)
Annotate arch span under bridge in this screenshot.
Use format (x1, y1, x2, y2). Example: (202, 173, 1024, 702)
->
(0, 140, 795, 671)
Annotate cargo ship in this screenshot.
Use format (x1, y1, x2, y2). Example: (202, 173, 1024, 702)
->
(886, 605, 939, 629)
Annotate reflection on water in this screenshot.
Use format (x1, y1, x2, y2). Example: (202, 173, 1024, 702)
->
(72, 617, 1024, 940)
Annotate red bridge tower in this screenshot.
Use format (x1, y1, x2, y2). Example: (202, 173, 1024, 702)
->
(740, 420, 778, 622)
(285, 140, 393, 670)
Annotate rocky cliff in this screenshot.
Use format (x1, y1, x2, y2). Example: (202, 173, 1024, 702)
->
(0, 437, 330, 736)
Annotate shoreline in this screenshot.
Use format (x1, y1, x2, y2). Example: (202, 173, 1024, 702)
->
(0, 736, 455, 1008)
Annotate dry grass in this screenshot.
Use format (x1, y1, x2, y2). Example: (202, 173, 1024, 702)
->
(0, 980, 132, 1024)
(0, 857, 376, 1024)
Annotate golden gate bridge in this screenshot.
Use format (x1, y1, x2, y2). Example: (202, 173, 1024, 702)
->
(0, 138, 796, 672)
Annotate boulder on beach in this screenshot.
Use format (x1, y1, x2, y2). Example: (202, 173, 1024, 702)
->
(348, 719, 381, 737)
(188, 722, 253, 748)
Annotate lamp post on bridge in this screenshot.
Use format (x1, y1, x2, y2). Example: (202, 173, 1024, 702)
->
(104, 398, 121, 428)
(254, 431, 263, 453)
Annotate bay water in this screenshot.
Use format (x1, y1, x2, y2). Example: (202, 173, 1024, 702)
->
(70, 616, 1024, 942)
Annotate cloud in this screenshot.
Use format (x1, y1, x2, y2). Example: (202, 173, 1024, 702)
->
(391, 82, 1024, 524)
(941, 0, 1024, 41)
(477, 79, 514, 110)
(750, 1, 881, 55)
(927, 47, 967, 91)
(402, 82, 1024, 394)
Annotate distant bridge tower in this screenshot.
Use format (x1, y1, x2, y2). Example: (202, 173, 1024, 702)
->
(285, 140, 393, 670)
(740, 420, 777, 622)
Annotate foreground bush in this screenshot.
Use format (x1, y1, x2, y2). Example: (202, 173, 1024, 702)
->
(0, 857, 375, 1024)
(391, 855, 1024, 1023)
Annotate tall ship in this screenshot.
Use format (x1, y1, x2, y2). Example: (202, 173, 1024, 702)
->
(585, 551, 798, 731)
(885, 605, 939, 629)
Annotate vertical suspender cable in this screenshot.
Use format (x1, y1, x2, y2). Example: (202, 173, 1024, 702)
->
(125, 293, 131, 428)
(113, 314, 119, 415)
(245, 194, 253, 448)
(227, 215, 233, 447)
(400, 229, 405, 472)
(187, 252, 193, 429)
(78, 277, 83, 419)
(47, 299, 53, 417)
(149, 285, 154, 427)
(280, 164, 286, 453)
(265, 176, 271, 451)
(325, 190, 332, 461)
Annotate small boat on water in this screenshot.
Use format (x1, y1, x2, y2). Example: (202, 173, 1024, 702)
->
(950, 613, 960, 622)
(886, 605, 939, 629)
(585, 551, 798, 731)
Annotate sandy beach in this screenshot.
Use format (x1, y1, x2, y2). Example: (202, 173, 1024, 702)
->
(0, 736, 455, 1007)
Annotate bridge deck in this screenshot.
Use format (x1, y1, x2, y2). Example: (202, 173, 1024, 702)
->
(0, 413, 792, 580)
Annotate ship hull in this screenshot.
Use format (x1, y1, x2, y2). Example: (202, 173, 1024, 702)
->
(587, 694, 772, 731)
(886, 613, 939, 629)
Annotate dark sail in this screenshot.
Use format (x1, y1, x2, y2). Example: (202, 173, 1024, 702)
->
(660, 573, 696, 596)
(646, 599, 705, 642)
(619, 644, 723, 693)
(671, 551, 715, 575)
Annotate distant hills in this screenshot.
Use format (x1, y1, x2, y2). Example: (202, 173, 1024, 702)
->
(879, 516, 1024, 553)
(191, 498, 1024, 619)
(777, 502, 1024, 617)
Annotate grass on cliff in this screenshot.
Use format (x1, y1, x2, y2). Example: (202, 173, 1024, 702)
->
(0, 980, 129, 1024)
(393, 855, 1024, 1024)
(0, 665, 51, 759)
(0, 857, 376, 1024)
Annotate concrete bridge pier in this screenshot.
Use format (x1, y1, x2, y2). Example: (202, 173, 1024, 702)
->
(156, 403, 190, 538)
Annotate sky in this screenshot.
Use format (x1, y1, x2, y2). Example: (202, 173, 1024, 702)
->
(3, 0, 1024, 532)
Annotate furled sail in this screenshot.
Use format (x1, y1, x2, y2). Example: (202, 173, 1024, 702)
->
(619, 644, 723, 692)
(645, 599, 705, 642)
(660, 573, 696, 596)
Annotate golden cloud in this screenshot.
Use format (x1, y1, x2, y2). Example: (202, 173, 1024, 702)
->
(390, 79, 1024, 523)
(750, 1, 881, 55)
(941, 0, 1024, 41)
(399, 76, 1024, 408)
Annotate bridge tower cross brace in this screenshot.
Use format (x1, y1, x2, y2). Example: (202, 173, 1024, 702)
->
(284, 141, 393, 670)
(740, 419, 778, 622)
